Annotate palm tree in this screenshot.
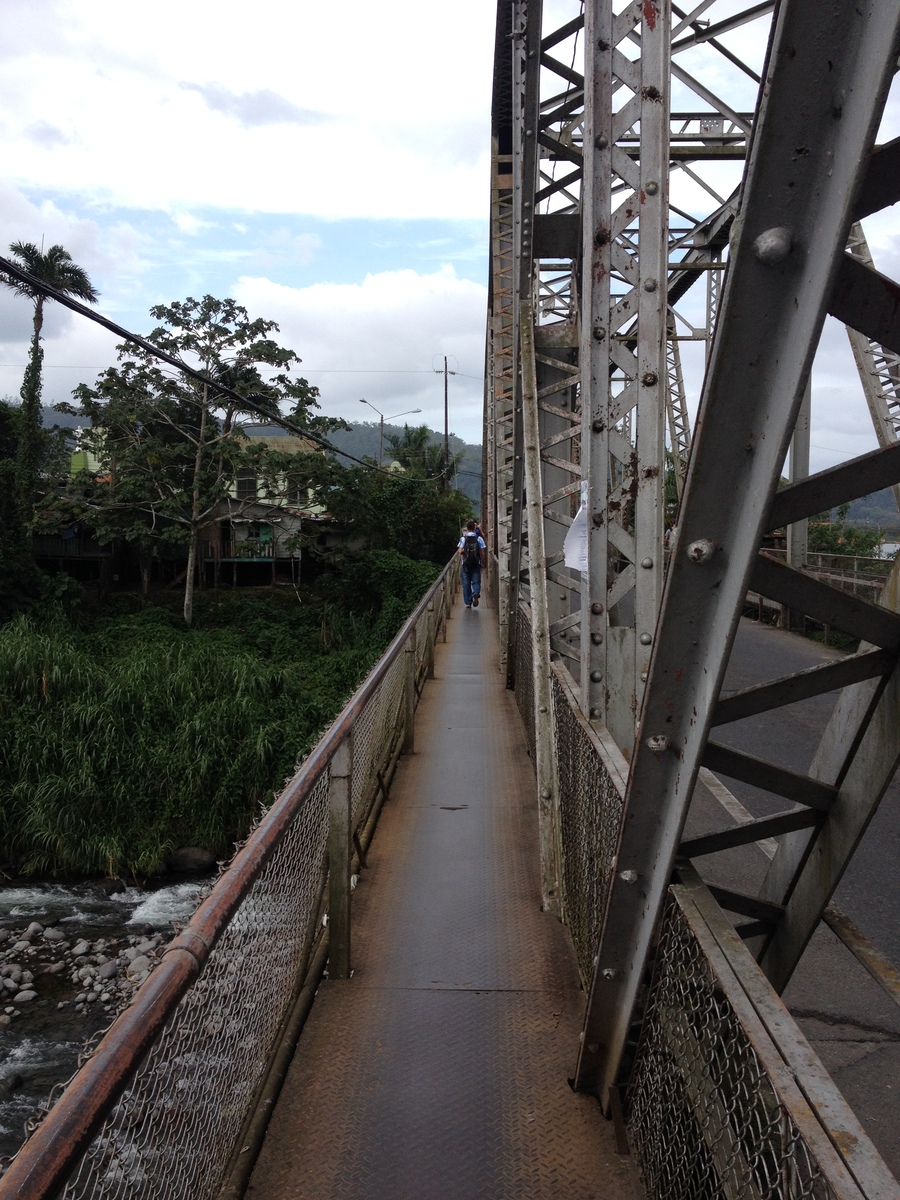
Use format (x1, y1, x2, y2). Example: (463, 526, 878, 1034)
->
(384, 423, 464, 489)
(1, 241, 98, 522)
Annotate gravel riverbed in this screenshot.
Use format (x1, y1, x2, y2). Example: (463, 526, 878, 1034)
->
(0, 879, 209, 1164)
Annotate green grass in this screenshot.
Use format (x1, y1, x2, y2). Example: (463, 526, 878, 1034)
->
(0, 550, 439, 878)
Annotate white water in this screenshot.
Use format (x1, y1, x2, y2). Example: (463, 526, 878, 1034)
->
(0, 878, 210, 1160)
(0, 880, 205, 932)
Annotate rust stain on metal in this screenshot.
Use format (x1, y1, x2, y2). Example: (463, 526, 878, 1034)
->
(641, 86, 661, 102)
(642, 0, 657, 32)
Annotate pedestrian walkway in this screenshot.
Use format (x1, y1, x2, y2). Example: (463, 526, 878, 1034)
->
(246, 594, 645, 1200)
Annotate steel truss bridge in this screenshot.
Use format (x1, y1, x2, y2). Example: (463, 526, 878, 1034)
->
(4, 1, 900, 1197)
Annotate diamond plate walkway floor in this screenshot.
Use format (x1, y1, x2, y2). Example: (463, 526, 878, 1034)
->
(246, 593, 645, 1200)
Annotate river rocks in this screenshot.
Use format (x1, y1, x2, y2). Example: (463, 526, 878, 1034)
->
(125, 955, 151, 981)
(0, 915, 167, 1026)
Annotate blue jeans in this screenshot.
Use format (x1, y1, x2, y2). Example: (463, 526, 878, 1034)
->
(461, 564, 481, 606)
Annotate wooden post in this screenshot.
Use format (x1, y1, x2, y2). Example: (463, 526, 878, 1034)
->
(404, 627, 417, 753)
(327, 736, 353, 979)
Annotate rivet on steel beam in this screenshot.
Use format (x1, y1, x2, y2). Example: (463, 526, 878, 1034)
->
(591, 603, 604, 615)
(641, 372, 658, 387)
(686, 538, 715, 563)
(646, 734, 669, 752)
(591, 669, 602, 682)
(640, 557, 653, 568)
(645, 181, 659, 195)
(526, 129, 534, 136)
(639, 632, 652, 645)
(592, 419, 604, 433)
(538, 704, 548, 713)
(591, 632, 603, 645)
(619, 869, 638, 883)
(541, 788, 552, 800)
(594, 134, 609, 149)
(753, 226, 793, 265)
(640, 671, 648, 682)
(592, 325, 607, 341)
(643, 278, 658, 292)
(590, 707, 601, 718)
(601, 968, 618, 980)
(592, 512, 604, 527)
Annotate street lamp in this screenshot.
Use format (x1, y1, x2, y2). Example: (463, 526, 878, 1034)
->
(358, 398, 422, 467)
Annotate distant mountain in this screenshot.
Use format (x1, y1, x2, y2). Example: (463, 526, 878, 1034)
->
(847, 487, 900, 536)
(327, 421, 483, 509)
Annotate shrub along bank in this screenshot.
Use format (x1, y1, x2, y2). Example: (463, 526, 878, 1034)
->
(0, 550, 439, 879)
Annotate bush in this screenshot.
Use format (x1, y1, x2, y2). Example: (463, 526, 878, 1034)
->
(0, 550, 439, 878)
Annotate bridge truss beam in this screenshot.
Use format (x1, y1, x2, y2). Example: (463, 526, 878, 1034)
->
(572, 0, 900, 1105)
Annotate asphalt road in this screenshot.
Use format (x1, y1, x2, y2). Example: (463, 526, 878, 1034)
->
(699, 617, 900, 1175)
(717, 618, 900, 967)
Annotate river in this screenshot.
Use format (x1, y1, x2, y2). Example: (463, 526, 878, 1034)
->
(0, 877, 208, 1164)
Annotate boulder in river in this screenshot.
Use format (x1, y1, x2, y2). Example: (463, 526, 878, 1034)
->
(167, 847, 217, 873)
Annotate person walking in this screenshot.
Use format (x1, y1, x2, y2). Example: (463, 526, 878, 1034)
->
(458, 519, 486, 609)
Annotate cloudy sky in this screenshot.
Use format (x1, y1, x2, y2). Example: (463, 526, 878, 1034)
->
(0, 0, 495, 443)
(1, 0, 899, 472)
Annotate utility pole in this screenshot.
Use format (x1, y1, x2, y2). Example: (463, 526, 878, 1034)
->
(443, 356, 449, 489)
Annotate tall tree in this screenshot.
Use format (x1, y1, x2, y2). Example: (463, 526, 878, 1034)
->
(384, 423, 464, 489)
(64, 296, 327, 623)
(0, 242, 98, 525)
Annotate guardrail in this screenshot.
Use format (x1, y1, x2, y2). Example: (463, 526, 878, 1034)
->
(513, 601, 897, 1200)
(0, 557, 458, 1200)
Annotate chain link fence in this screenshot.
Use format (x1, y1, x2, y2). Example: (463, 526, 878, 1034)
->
(0, 561, 458, 1200)
(513, 603, 536, 762)
(625, 886, 883, 1200)
(551, 665, 626, 985)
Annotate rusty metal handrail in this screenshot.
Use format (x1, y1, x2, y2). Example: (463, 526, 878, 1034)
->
(0, 555, 458, 1200)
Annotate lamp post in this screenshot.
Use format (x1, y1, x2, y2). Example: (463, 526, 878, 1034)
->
(358, 399, 422, 467)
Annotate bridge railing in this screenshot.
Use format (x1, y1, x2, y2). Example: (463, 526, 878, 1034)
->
(0, 557, 458, 1200)
(514, 601, 894, 1200)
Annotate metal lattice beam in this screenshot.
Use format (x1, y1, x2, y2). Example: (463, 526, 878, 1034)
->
(571, 0, 900, 1105)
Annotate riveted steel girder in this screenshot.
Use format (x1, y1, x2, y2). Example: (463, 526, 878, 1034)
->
(572, 0, 900, 1104)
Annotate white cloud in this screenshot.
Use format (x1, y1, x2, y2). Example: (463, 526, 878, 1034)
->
(233, 267, 487, 444)
(0, 0, 494, 220)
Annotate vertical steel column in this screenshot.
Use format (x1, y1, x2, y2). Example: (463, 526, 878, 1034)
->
(787, 381, 811, 570)
(580, 0, 670, 752)
(521, 306, 562, 914)
(503, 0, 540, 686)
(488, 0, 518, 665)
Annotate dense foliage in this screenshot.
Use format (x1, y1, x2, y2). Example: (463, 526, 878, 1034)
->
(61, 296, 329, 624)
(808, 503, 884, 557)
(0, 550, 438, 879)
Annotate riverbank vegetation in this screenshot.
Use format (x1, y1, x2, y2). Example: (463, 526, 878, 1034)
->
(0, 550, 439, 880)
